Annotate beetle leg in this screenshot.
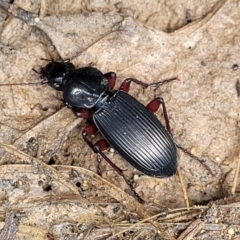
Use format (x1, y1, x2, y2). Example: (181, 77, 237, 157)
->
(82, 123, 104, 173)
(148, 76, 179, 90)
(95, 139, 110, 175)
(82, 125, 122, 174)
(146, 98, 213, 174)
(94, 146, 145, 203)
(71, 107, 91, 119)
(119, 77, 178, 92)
(96, 152, 102, 175)
(119, 78, 148, 92)
(64, 98, 91, 119)
(104, 72, 116, 90)
(176, 143, 214, 175)
(146, 97, 172, 134)
(82, 129, 144, 203)
(83, 129, 122, 172)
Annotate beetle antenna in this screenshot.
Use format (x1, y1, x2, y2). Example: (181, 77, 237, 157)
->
(0, 68, 44, 86)
(0, 82, 42, 86)
(32, 68, 40, 74)
(52, 94, 64, 103)
(175, 142, 214, 175)
(40, 58, 52, 62)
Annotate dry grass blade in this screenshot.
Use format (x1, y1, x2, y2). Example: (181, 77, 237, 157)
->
(177, 219, 203, 240)
(39, 0, 47, 20)
(107, 211, 178, 240)
(177, 167, 189, 209)
(0, 142, 175, 239)
(61, 166, 175, 240)
(0, 212, 19, 240)
(231, 151, 240, 194)
(0, 141, 81, 196)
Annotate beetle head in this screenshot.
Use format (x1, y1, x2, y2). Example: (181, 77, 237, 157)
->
(40, 60, 75, 91)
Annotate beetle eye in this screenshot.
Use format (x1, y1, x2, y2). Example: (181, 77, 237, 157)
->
(66, 66, 72, 73)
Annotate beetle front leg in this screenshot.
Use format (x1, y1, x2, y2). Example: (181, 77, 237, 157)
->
(119, 77, 178, 92)
(146, 97, 172, 134)
(64, 98, 92, 119)
(82, 128, 144, 203)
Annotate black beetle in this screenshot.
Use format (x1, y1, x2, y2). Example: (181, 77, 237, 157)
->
(0, 58, 211, 202)
(30, 59, 210, 202)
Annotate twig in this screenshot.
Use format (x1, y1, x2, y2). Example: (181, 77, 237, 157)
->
(177, 219, 203, 240)
(178, 167, 189, 209)
(0, 212, 19, 240)
(39, 0, 47, 20)
(231, 152, 240, 194)
(0, 143, 175, 239)
(107, 211, 176, 240)
(0, 1, 38, 24)
(220, 169, 232, 197)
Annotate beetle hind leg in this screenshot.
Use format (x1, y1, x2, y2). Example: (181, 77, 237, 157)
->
(95, 146, 145, 203)
(146, 98, 213, 175)
(82, 126, 144, 203)
(175, 143, 214, 175)
(146, 97, 172, 134)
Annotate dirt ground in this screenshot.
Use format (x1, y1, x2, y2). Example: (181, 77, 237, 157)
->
(0, 0, 239, 239)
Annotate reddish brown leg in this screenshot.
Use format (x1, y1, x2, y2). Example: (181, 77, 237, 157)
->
(146, 98, 213, 175)
(82, 123, 107, 174)
(83, 124, 125, 177)
(119, 77, 178, 92)
(104, 72, 116, 90)
(119, 78, 148, 92)
(71, 107, 91, 119)
(95, 139, 109, 175)
(82, 126, 144, 203)
(64, 99, 92, 119)
(146, 97, 172, 134)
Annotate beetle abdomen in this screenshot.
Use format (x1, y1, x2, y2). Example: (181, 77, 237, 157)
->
(93, 91, 177, 177)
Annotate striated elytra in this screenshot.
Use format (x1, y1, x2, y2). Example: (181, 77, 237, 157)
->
(40, 60, 177, 178)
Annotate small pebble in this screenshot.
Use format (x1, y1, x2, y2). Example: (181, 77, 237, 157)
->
(81, 180, 89, 191)
(109, 148, 115, 153)
(133, 174, 139, 181)
(200, 176, 208, 182)
(195, 185, 201, 191)
(228, 227, 235, 235)
(232, 64, 238, 71)
(190, 147, 197, 155)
